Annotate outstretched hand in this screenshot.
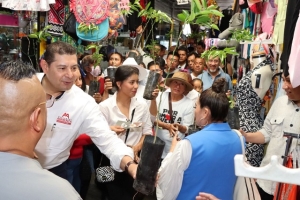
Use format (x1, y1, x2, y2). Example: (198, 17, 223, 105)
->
(196, 192, 219, 200)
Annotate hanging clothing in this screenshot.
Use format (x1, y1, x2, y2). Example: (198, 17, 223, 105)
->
(288, 14, 300, 88)
(260, 2, 277, 35)
(281, 0, 300, 76)
(219, 9, 233, 32)
(0, 0, 55, 11)
(236, 58, 273, 167)
(272, 0, 288, 45)
(48, 0, 65, 36)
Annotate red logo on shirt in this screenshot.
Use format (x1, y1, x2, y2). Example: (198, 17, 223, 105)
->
(56, 113, 72, 125)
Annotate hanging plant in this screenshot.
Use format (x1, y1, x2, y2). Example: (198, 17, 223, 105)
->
(230, 29, 254, 42)
(201, 46, 239, 63)
(28, 25, 52, 42)
(177, 0, 223, 30)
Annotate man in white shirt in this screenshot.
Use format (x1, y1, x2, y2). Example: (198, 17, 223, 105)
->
(36, 41, 137, 180)
(0, 60, 81, 200)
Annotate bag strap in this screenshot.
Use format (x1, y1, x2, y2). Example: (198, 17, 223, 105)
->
(168, 92, 174, 124)
(233, 129, 246, 160)
(125, 108, 136, 144)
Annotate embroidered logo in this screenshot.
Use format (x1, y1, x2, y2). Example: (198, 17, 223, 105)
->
(56, 113, 72, 125)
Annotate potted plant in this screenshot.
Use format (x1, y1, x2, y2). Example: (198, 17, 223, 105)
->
(85, 44, 103, 97)
(132, 0, 224, 195)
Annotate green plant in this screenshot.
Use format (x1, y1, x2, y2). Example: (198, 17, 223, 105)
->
(230, 29, 254, 42)
(28, 25, 52, 42)
(201, 46, 239, 63)
(77, 23, 99, 35)
(85, 44, 103, 67)
(177, 0, 223, 30)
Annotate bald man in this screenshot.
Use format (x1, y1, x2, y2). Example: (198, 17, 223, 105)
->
(0, 61, 81, 200)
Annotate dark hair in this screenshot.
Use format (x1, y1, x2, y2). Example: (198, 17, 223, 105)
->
(187, 46, 195, 53)
(160, 44, 167, 51)
(192, 78, 203, 85)
(177, 45, 188, 54)
(187, 52, 199, 59)
(199, 78, 229, 121)
(43, 41, 77, 65)
(197, 40, 206, 49)
(81, 55, 94, 68)
(0, 60, 36, 81)
(167, 51, 179, 59)
(113, 65, 139, 91)
(148, 57, 165, 70)
(108, 52, 124, 63)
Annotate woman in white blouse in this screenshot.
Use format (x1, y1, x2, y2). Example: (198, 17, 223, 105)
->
(99, 65, 152, 200)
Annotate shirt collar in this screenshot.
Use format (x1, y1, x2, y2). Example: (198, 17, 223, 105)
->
(112, 92, 139, 111)
(201, 122, 231, 131)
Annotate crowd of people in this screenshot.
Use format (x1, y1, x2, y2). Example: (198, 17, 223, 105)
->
(0, 39, 299, 200)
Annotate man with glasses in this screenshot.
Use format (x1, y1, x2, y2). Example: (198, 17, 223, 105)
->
(0, 61, 81, 199)
(36, 41, 137, 180)
(198, 56, 232, 91)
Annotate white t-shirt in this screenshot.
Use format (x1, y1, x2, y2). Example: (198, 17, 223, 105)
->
(35, 73, 133, 170)
(0, 152, 81, 200)
(99, 92, 153, 146)
(153, 92, 195, 158)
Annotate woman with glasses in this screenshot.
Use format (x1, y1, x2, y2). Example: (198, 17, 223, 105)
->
(150, 71, 195, 159)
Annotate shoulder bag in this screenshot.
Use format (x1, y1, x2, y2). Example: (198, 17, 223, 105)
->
(96, 109, 136, 183)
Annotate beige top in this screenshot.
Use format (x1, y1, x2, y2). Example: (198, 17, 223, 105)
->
(257, 95, 300, 195)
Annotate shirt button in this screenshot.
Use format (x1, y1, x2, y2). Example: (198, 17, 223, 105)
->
(296, 109, 299, 112)
(290, 124, 293, 127)
(274, 120, 277, 122)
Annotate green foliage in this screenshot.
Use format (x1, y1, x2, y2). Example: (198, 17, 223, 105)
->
(120, 0, 142, 16)
(77, 23, 99, 35)
(177, 0, 223, 30)
(201, 47, 239, 63)
(145, 40, 160, 60)
(28, 25, 52, 42)
(230, 29, 254, 42)
(138, 2, 172, 24)
(85, 44, 103, 67)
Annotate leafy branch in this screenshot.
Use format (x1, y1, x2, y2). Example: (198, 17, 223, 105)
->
(201, 47, 239, 64)
(177, 0, 223, 30)
(85, 44, 103, 67)
(77, 23, 99, 35)
(230, 29, 254, 42)
(28, 25, 52, 42)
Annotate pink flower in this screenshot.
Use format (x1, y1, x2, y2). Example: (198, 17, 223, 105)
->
(90, 65, 101, 77)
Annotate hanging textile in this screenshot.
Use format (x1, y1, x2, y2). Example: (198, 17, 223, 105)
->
(48, 0, 65, 36)
(288, 14, 300, 88)
(0, 0, 55, 11)
(236, 58, 274, 167)
(280, 0, 300, 77)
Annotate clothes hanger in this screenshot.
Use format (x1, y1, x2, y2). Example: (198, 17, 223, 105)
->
(234, 131, 300, 185)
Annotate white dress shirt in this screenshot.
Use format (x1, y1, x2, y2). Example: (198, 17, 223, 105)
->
(156, 140, 192, 200)
(99, 92, 153, 146)
(35, 73, 133, 170)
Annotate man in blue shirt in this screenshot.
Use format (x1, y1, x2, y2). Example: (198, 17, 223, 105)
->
(198, 56, 232, 91)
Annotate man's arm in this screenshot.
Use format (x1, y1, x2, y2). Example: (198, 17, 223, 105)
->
(239, 130, 266, 144)
(79, 101, 135, 174)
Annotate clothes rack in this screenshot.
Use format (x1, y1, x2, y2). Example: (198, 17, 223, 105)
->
(234, 132, 300, 185)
